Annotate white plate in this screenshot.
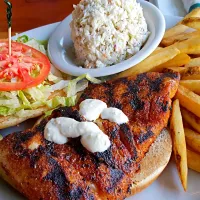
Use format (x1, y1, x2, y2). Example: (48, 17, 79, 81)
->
(47, 0, 165, 77)
(1, 15, 200, 200)
(154, 0, 187, 17)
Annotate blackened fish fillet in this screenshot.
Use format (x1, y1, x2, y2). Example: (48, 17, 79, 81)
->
(0, 72, 179, 200)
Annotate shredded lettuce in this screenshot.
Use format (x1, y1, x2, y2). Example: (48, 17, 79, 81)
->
(0, 35, 103, 118)
(16, 35, 47, 55)
(17, 35, 29, 43)
(0, 107, 10, 116)
(0, 73, 102, 117)
(46, 96, 77, 108)
(48, 73, 62, 83)
(0, 92, 21, 108)
(66, 74, 101, 97)
(25, 39, 47, 55)
(18, 91, 31, 108)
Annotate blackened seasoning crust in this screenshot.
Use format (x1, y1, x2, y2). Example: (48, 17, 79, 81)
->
(107, 168, 124, 193)
(120, 124, 138, 160)
(136, 129, 154, 144)
(0, 72, 180, 200)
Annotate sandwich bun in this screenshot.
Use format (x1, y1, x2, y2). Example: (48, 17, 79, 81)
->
(0, 90, 66, 130)
(130, 128, 172, 196)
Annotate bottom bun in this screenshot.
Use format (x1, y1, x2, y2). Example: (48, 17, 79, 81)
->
(130, 129, 172, 196)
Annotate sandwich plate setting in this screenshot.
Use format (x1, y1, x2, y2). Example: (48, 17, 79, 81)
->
(1, 14, 199, 200)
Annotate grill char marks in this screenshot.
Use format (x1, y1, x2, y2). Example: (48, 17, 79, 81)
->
(44, 157, 70, 200)
(136, 128, 154, 144)
(107, 168, 124, 193)
(0, 72, 180, 200)
(44, 157, 95, 200)
(126, 74, 146, 111)
(120, 124, 138, 160)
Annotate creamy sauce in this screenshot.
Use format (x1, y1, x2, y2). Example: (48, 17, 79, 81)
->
(44, 99, 129, 152)
(81, 131, 110, 153)
(44, 119, 68, 144)
(79, 99, 107, 121)
(55, 117, 80, 138)
(44, 117, 110, 153)
(101, 107, 129, 124)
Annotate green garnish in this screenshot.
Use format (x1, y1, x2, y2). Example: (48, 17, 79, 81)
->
(17, 35, 29, 43)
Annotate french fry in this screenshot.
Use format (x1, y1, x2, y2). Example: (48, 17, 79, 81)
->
(182, 66, 200, 80)
(181, 107, 200, 133)
(180, 80, 200, 94)
(176, 85, 200, 118)
(183, 119, 190, 128)
(185, 57, 200, 67)
(185, 128, 200, 154)
(163, 24, 189, 39)
(161, 31, 200, 47)
(182, 17, 200, 30)
(170, 99, 187, 191)
(190, 54, 200, 58)
(116, 46, 180, 79)
(179, 8, 200, 24)
(187, 148, 200, 173)
(162, 67, 187, 74)
(172, 36, 200, 54)
(150, 47, 163, 56)
(152, 53, 190, 72)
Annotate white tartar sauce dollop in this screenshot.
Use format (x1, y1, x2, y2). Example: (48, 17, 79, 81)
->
(44, 119, 68, 144)
(44, 117, 110, 153)
(79, 99, 107, 121)
(101, 107, 129, 124)
(55, 117, 80, 138)
(81, 131, 110, 153)
(44, 99, 129, 153)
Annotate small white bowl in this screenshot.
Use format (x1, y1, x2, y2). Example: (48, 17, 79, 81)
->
(48, 0, 165, 77)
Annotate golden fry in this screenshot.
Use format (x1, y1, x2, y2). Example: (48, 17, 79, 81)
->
(185, 57, 200, 67)
(161, 31, 200, 47)
(180, 80, 200, 94)
(185, 128, 200, 154)
(182, 66, 200, 80)
(163, 24, 189, 39)
(181, 107, 200, 133)
(162, 67, 187, 74)
(182, 17, 200, 30)
(150, 47, 163, 56)
(176, 85, 200, 118)
(187, 148, 200, 173)
(179, 8, 200, 24)
(172, 36, 200, 54)
(190, 54, 200, 58)
(170, 99, 187, 191)
(152, 53, 190, 72)
(116, 47, 180, 79)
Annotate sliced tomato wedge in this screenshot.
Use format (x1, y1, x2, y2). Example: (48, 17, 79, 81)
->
(0, 40, 50, 91)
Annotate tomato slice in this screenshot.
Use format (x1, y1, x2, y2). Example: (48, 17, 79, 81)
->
(0, 40, 50, 91)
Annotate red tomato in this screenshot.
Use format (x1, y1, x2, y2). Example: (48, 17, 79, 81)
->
(0, 40, 51, 91)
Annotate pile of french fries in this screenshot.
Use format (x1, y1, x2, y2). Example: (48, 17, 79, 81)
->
(116, 8, 200, 191)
